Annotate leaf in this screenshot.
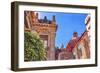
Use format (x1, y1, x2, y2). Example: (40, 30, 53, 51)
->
(24, 31, 46, 61)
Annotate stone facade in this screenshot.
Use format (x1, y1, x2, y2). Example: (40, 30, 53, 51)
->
(58, 49, 74, 60)
(24, 11, 57, 60)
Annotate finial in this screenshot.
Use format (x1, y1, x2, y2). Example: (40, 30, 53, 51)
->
(61, 43, 64, 48)
(44, 16, 48, 23)
(36, 13, 38, 18)
(73, 32, 78, 37)
(52, 15, 56, 22)
(44, 16, 47, 20)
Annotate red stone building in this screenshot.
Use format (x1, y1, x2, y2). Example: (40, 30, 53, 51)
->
(24, 11, 57, 60)
(73, 31, 90, 59)
(66, 32, 79, 52)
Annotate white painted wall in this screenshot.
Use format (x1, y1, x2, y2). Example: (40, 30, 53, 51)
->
(0, 0, 99, 73)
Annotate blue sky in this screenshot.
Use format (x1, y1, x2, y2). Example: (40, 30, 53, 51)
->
(38, 11, 88, 48)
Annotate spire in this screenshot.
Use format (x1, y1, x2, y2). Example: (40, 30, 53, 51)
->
(44, 16, 47, 20)
(36, 12, 38, 19)
(30, 11, 35, 23)
(31, 11, 35, 18)
(44, 16, 48, 23)
(35, 12, 38, 22)
(61, 43, 64, 49)
(73, 32, 78, 37)
(52, 15, 56, 22)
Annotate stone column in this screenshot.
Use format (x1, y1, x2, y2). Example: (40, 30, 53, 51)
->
(47, 33, 51, 60)
(49, 32, 56, 60)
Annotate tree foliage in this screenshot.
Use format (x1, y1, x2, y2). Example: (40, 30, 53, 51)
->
(24, 31, 46, 61)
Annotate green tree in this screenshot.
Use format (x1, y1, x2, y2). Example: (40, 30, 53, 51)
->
(24, 31, 46, 61)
